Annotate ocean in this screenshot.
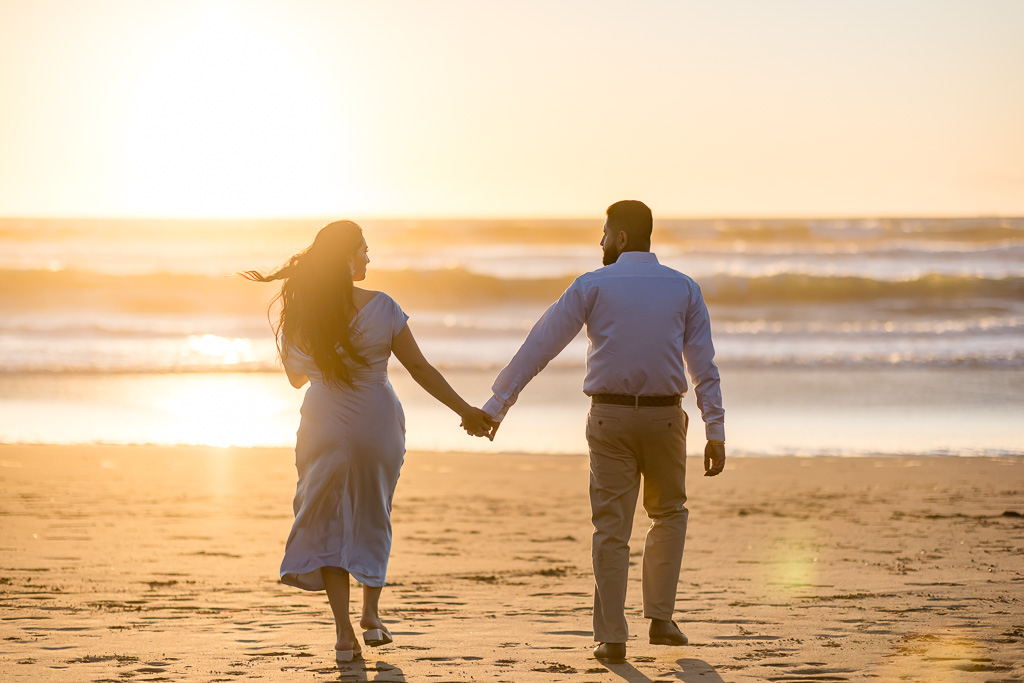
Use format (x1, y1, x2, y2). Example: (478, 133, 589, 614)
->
(1, 216, 1022, 456)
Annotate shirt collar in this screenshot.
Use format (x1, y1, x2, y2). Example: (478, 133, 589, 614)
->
(615, 251, 659, 265)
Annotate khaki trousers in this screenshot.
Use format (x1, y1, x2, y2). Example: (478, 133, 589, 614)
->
(587, 403, 689, 644)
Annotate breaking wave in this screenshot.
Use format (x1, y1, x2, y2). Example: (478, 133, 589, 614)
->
(4, 268, 1023, 313)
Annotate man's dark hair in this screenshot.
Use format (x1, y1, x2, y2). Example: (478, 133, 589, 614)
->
(606, 200, 653, 250)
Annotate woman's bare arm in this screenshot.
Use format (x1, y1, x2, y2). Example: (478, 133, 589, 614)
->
(391, 324, 494, 437)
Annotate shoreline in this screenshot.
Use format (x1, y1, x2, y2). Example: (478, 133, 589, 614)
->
(2, 442, 1023, 458)
(1, 445, 1022, 681)
(3, 365, 1024, 456)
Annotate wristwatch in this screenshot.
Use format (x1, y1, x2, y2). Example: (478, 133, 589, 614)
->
(708, 440, 725, 445)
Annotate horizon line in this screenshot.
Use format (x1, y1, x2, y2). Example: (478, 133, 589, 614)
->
(2, 212, 1022, 222)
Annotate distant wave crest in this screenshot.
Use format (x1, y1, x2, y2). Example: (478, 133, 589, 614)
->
(4, 268, 1023, 312)
(699, 272, 1024, 304)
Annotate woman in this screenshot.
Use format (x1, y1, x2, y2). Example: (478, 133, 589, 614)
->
(243, 221, 493, 663)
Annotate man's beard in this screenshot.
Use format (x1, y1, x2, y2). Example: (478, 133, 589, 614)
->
(602, 243, 621, 266)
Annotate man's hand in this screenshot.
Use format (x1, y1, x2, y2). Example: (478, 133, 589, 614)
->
(460, 407, 499, 440)
(485, 420, 500, 442)
(703, 442, 725, 476)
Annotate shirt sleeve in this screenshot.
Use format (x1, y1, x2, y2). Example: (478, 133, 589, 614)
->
(280, 337, 317, 376)
(390, 296, 410, 338)
(482, 279, 588, 421)
(683, 282, 725, 442)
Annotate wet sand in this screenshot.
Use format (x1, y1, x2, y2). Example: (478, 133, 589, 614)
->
(1, 445, 1022, 681)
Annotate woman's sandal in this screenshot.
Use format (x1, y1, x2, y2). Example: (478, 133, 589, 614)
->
(335, 644, 363, 663)
(362, 628, 393, 647)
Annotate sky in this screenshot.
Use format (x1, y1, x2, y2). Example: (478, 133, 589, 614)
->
(1, 0, 1022, 218)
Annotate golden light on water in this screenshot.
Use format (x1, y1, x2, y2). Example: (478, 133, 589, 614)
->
(157, 376, 291, 447)
(186, 335, 254, 366)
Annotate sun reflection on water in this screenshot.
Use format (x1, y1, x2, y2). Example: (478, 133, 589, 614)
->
(185, 334, 254, 365)
(157, 375, 293, 447)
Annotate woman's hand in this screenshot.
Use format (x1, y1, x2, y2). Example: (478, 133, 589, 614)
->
(394, 325, 498, 441)
(460, 407, 498, 440)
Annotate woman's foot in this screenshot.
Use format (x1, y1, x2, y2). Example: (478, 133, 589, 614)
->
(336, 623, 362, 661)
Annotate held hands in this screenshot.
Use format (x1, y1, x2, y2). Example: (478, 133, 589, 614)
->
(460, 407, 500, 441)
(704, 442, 726, 477)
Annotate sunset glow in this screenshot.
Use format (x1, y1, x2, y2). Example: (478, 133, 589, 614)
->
(1, 0, 1022, 218)
(124, 4, 339, 216)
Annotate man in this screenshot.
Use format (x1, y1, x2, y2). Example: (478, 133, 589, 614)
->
(479, 200, 725, 662)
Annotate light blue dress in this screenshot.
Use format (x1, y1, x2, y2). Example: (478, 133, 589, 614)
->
(279, 293, 408, 590)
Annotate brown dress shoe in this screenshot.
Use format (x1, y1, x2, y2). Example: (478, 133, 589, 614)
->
(649, 619, 689, 645)
(593, 642, 626, 661)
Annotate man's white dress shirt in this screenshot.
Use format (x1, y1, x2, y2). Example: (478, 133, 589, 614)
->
(482, 251, 725, 441)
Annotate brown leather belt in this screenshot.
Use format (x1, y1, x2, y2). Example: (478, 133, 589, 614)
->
(591, 393, 681, 407)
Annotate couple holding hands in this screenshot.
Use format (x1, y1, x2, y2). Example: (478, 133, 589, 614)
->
(244, 200, 725, 664)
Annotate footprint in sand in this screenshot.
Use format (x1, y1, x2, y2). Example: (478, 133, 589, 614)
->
(532, 662, 576, 674)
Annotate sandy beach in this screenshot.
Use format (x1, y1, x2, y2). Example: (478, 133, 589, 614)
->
(1, 446, 1022, 682)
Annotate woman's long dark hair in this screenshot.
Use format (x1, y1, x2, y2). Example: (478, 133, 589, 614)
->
(241, 220, 367, 387)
